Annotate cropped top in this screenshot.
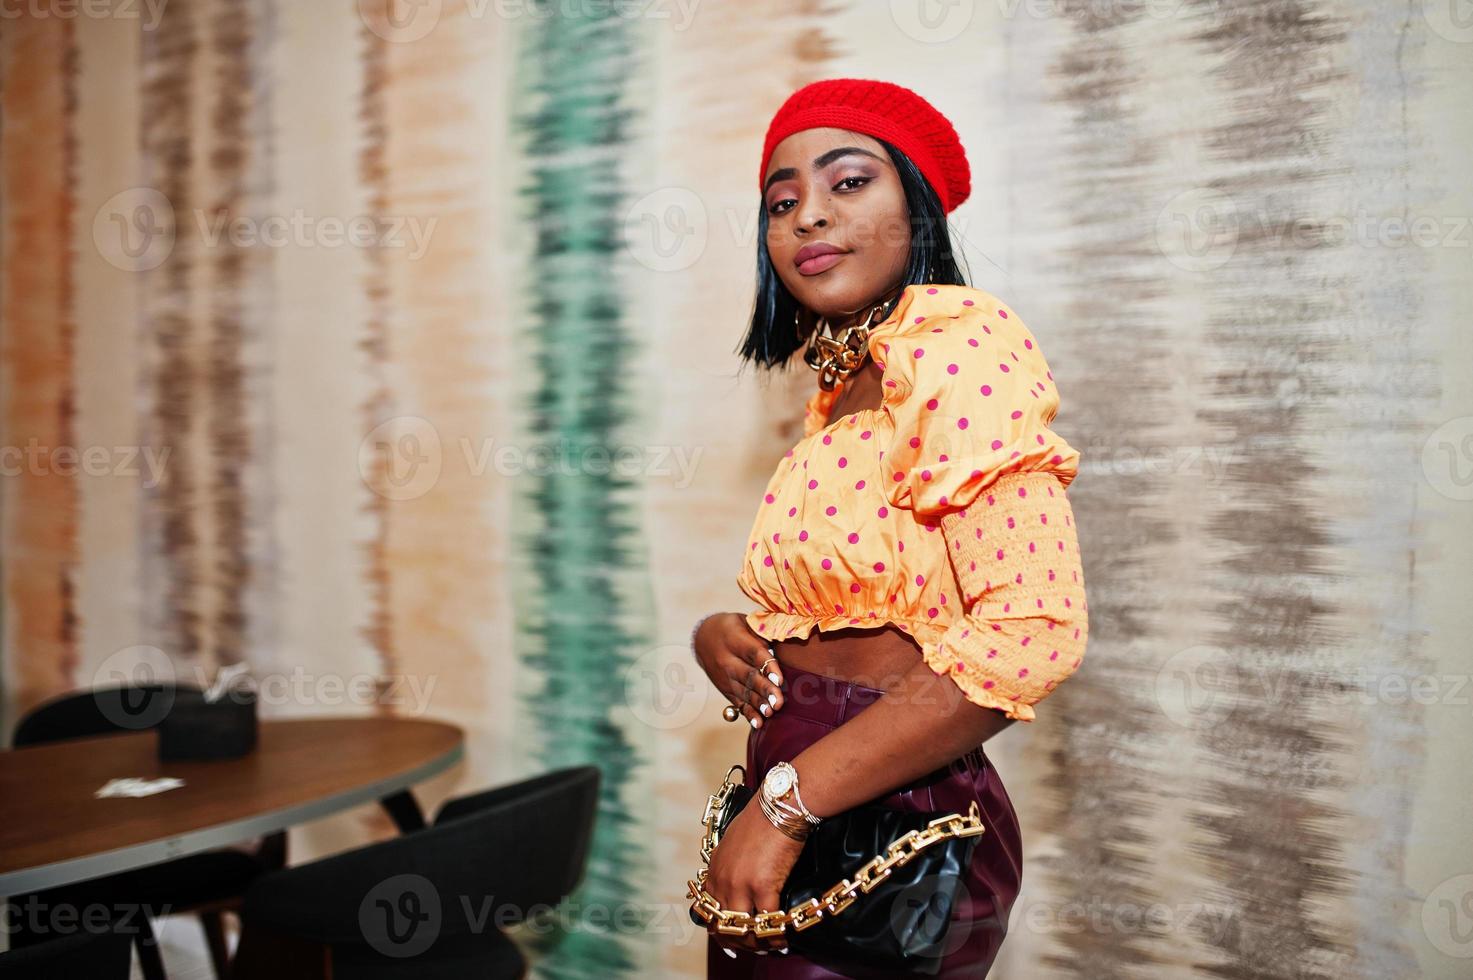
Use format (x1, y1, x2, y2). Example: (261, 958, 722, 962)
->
(736, 283, 1089, 721)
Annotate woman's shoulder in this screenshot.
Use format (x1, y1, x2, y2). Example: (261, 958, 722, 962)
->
(869, 283, 1029, 349)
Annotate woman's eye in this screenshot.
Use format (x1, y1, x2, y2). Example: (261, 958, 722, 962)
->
(835, 176, 870, 191)
(769, 198, 795, 215)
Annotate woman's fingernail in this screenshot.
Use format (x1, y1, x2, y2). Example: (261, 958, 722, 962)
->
(759, 703, 770, 716)
(767, 693, 778, 706)
(768, 672, 781, 685)
(749, 716, 760, 729)
(779, 947, 790, 954)
(723, 947, 737, 959)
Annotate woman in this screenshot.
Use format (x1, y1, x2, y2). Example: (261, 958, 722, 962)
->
(691, 78, 1089, 978)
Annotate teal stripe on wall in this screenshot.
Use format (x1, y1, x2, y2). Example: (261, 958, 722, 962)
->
(511, 6, 652, 978)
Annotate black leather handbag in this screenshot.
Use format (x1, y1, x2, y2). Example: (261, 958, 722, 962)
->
(687, 764, 986, 976)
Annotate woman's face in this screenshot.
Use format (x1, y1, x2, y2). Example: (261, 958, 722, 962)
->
(762, 127, 911, 321)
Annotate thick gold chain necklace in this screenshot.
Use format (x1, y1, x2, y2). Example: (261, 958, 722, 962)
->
(801, 290, 903, 391)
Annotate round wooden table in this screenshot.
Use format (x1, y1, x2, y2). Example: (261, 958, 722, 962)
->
(0, 717, 464, 895)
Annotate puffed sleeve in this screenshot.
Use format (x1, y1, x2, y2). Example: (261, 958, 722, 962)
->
(926, 470, 1089, 721)
(873, 299, 1079, 518)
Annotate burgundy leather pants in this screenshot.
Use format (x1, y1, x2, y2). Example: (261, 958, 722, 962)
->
(704, 661, 1024, 979)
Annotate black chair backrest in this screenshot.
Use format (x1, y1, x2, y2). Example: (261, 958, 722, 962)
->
(13, 684, 203, 747)
(0, 920, 132, 979)
(243, 765, 602, 944)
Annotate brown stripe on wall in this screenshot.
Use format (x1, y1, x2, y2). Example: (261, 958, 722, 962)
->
(207, 0, 256, 666)
(0, 16, 81, 718)
(138, 0, 201, 662)
(357, 0, 394, 695)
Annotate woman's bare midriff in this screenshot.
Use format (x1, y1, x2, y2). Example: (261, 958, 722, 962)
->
(772, 624, 922, 693)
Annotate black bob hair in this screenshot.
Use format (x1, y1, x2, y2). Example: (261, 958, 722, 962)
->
(736, 137, 971, 372)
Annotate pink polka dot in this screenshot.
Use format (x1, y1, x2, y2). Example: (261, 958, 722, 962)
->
(877, 506, 889, 518)
(995, 549, 1005, 560)
(847, 532, 860, 544)
(980, 385, 992, 396)
(821, 558, 832, 570)
(893, 471, 905, 482)
(860, 430, 872, 440)
(991, 439, 1003, 450)
(788, 506, 797, 516)
(808, 479, 818, 489)
(957, 418, 968, 429)
(913, 346, 925, 357)
(873, 561, 886, 572)
(837, 457, 848, 468)
(962, 299, 974, 306)
(1017, 668, 1029, 678)
(927, 607, 939, 618)
(764, 556, 774, 566)
(998, 363, 1009, 373)
(998, 309, 1008, 318)
(825, 505, 837, 516)
(909, 436, 921, 449)
(854, 479, 866, 490)
(798, 530, 809, 541)
(926, 398, 939, 410)
(1024, 339, 1032, 349)
(947, 363, 959, 375)
(771, 532, 780, 542)
(920, 469, 932, 481)
(850, 583, 861, 593)
(968, 338, 979, 347)
(983, 680, 994, 689)
(915, 574, 925, 586)
(1011, 410, 1022, 420)
(926, 287, 938, 294)
(764, 493, 774, 503)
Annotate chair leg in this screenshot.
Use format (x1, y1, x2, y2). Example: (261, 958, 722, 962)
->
(200, 909, 232, 979)
(134, 913, 168, 980)
(378, 789, 426, 833)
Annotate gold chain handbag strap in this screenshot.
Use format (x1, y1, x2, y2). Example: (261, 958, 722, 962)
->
(687, 764, 987, 940)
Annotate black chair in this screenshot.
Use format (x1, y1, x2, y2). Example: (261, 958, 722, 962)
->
(0, 918, 132, 980)
(231, 765, 601, 980)
(6, 684, 288, 980)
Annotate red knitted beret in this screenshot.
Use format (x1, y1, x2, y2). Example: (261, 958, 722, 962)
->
(759, 78, 971, 213)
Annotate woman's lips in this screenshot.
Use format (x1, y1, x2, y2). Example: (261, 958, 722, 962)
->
(796, 251, 846, 276)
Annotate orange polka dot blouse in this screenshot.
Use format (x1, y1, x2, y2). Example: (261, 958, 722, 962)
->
(736, 283, 1089, 721)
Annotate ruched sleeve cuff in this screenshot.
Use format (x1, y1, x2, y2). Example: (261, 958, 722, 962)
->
(873, 297, 1079, 519)
(920, 469, 1088, 721)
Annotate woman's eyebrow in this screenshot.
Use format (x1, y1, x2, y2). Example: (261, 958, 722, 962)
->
(763, 146, 885, 193)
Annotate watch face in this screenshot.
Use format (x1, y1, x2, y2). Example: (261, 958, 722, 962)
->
(765, 768, 793, 797)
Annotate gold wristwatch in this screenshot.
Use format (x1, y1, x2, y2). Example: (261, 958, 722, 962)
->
(759, 761, 822, 840)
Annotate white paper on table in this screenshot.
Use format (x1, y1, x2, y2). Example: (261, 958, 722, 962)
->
(94, 777, 187, 799)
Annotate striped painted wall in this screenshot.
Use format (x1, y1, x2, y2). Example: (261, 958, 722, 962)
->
(2, 3, 1470, 978)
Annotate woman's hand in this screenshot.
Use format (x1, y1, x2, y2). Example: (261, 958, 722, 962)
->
(703, 801, 805, 953)
(692, 613, 784, 728)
